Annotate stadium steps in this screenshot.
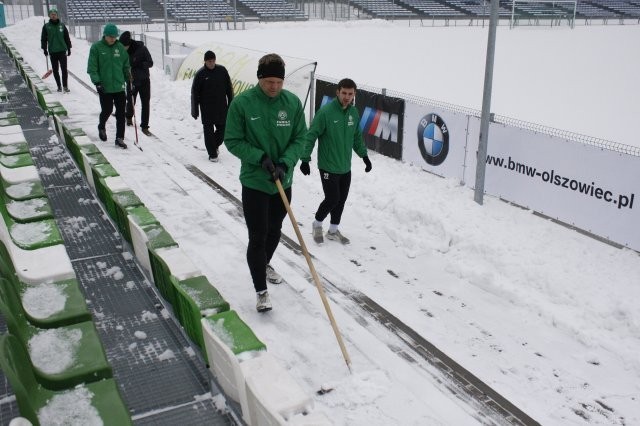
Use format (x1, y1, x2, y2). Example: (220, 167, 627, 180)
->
(0, 46, 234, 425)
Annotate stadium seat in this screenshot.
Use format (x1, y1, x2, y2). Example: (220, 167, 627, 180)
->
(0, 334, 132, 425)
(0, 280, 112, 390)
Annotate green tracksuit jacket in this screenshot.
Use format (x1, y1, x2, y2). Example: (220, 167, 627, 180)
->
(302, 98, 368, 174)
(40, 20, 71, 54)
(225, 85, 307, 194)
(86, 38, 130, 94)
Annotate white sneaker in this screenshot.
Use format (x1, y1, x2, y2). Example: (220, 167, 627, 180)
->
(256, 291, 272, 312)
(312, 224, 324, 244)
(266, 264, 282, 284)
(326, 230, 350, 245)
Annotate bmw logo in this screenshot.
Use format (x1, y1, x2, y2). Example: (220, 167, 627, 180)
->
(417, 114, 449, 166)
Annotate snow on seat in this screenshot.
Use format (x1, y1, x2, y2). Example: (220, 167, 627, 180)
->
(0, 152, 33, 168)
(148, 245, 200, 306)
(0, 141, 29, 155)
(241, 352, 314, 425)
(201, 310, 266, 418)
(0, 124, 22, 135)
(172, 275, 230, 355)
(0, 163, 39, 184)
(5, 197, 53, 222)
(0, 201, 63, 250)
(0, 334, 132, 426)
(0, 241, 90, 329)
(111, 190, 143, 243)
(0, 281, 112, 391)
(0, 219, 74, 284)
(0, 130, 27, 146)
(129, 220, 177, 276)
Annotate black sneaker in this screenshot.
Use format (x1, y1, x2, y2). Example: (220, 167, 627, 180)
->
(56, 87, 62, 92)
(141, 127, 151, 136)
(98, 127, 107, 141)
(126, 117, 133, 126)
(63, 87, 70, 93)
(115, 138, 128, 149)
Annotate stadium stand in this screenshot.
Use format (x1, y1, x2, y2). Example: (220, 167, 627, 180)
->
(348, 0, 417, 19)
(67, 0, 150, 23)
(164, 0, 245, 22)
(236, 0, 308, 20)
(397, 0, 465, 18)
(446, 0, 511, 17)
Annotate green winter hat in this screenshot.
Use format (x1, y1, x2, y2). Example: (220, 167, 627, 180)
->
(48, 7, 58, 15)
(103, 23, 119, 37)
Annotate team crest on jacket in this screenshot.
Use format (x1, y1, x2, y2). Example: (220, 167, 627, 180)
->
(276, 110, 290, 127)
(348, 115, 355, 127)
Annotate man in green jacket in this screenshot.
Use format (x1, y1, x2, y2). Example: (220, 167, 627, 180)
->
(87, 23, 130, 149)
(40, 7, 72, 92)
(225, 53, 307, 312)
(300, 78, 372, 245)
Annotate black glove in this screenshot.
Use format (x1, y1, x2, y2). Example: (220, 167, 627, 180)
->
(43, 49, 48, 56)
(299, 161, 310, 176)
(273, 163, 287, 182)
(191, 109, 198, 120)
(363, 156, 372, 173)
(67, 49, 71, 56)
(95, 84, 104, 94)
(261, 155, 275, 174)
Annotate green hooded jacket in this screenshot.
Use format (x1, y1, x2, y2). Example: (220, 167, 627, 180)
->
(225, 85, 307, 194)
(302, 98, 368, 174)
(86, 38, 130, 94)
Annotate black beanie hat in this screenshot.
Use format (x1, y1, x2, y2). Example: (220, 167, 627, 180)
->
(204, 50, 216, 61)
(119, 31, 131, 46)
(257, 61, 285, 80)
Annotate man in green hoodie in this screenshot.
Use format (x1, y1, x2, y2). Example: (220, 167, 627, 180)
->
(40, 7, 71, 92)
(224, 53, 307, 312)
(87, 23, 130, 149)
(299, 78, 372, 245)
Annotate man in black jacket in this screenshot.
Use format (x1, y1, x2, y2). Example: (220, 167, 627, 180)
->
(119, 31, 153, 136)
(191, 51, 234, 162)
(40, 7, 72, 92)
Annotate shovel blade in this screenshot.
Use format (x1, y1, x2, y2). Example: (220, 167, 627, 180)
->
(42, 69, 53, 79)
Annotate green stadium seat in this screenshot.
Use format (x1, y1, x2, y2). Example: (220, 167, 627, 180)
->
(0, 334, 132, 425)
(172, 275, 230, 354)
(112, 190, 143, 243)
(0, 280, 112, 390)
(201, 310, 267, 404)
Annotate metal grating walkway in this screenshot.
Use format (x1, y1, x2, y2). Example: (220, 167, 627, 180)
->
(0, 49, 233, 425)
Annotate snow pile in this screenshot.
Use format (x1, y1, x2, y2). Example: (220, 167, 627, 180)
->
(37, 386, 103, 426)
(28, 328, 82, 374)
(21, 283, 66, 319)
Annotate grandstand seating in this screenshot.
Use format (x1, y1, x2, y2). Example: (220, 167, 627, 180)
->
(349, 0, 417, 19)
(237, 0, 308, 20)
(164, 0, 245, 22)
(397, 0, 464, 18)
(61, 0, 640, 24)
(446, 0, 511, 17)
(67, 0, 150, 22)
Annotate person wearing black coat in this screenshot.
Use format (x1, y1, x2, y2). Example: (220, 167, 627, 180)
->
(119, 31, 153, 135)
(191, 50, 234, 162)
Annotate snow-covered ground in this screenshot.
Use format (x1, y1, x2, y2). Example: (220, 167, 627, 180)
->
(2, 17, 640, 425)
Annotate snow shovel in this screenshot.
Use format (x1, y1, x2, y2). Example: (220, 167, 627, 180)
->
(42, 55, 52, 79)
(274, 178, 352, 374)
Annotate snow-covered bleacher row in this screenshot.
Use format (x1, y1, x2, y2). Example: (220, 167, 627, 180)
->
(0, 34, 330, 425)
(61, 0, 640, 23)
